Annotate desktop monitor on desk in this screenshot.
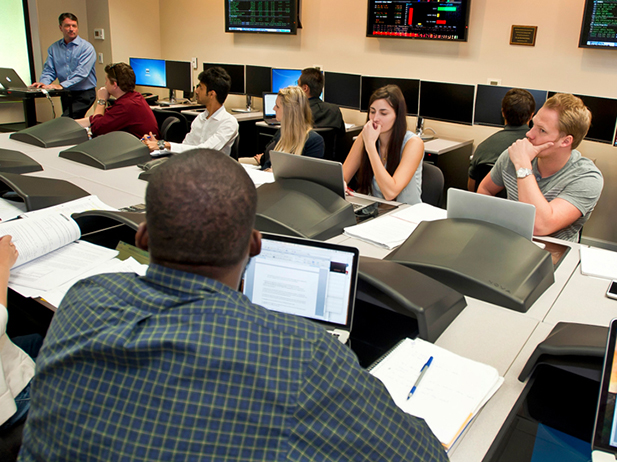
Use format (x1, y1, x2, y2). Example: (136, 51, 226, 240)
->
(419, 80, 475, 125)
(360, 76, 420, 116)
(272, 68, 302, 93)
(244, 65, 271, 112)
(324, 72, 361, 110)
(474, 85, 548, 127)
(547, 91, 617, 145)
(165, 60, 192, 97)
(203, 63, 245, 95)
(130, 58, 166, 89)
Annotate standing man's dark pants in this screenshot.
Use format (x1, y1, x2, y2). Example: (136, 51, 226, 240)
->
(61, 88, 96, 119)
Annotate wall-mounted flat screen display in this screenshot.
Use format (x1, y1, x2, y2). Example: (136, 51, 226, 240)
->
(579, 0, 617, 49)
(360, 76, 420, 116)
(419, 81, 475, 125)
(245, 65, 271, 97)
(225, 0, 297, 35)
(548, 91, 617, 144)
(203, 63, 245, 95)
(324, 72, 361, 110)
(130, 58, 166, 88)
(474, 85, 548, 127)
(367, 0, 471, 41)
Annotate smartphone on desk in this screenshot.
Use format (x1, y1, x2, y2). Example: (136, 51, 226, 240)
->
(607, 281, 617, 300)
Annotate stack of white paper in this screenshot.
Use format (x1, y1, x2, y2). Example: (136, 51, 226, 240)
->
(580, 247, 617, 280)
(343, 203, 447, 249)
(242, 164, 275, 186)
(370, 337, 503, 451)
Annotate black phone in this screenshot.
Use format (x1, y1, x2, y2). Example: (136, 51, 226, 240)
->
(607, 280, 617, 300)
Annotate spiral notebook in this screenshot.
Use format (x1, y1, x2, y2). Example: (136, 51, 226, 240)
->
(369, 337, 503, 451)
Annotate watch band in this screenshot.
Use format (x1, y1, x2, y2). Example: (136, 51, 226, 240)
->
(97, 99, 107, 106)
(516, 168, 534, 179)
(157, 140, 166, 151)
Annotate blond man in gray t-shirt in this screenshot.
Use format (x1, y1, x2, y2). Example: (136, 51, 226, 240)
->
(478, 93, 603, 242)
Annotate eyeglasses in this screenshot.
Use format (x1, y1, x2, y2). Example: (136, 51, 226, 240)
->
(108, 63, 119, 81)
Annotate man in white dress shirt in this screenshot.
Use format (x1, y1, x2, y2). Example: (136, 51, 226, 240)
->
(142, 67, 239, 156)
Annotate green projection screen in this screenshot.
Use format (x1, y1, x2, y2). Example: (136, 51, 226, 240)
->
(1, 0, 33, 85)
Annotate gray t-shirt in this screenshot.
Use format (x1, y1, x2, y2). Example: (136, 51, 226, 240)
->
(490, 149, 603, 242)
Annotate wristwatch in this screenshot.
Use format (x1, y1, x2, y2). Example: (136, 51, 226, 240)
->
(157, 140, 166, 151)
(96, 99, 107, 106)
(516, 168, 534, 179)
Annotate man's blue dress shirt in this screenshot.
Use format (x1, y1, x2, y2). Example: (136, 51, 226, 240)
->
(39, 35, 97, 90)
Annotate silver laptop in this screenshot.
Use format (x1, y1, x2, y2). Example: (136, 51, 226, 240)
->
(269, 150, 375, 211)
(242, 232, 359, 344)
(592, 318, 617, 461)
(447, 188, 536, 240)
(0, 68, 40, 93)
(262, 92, 280, 125)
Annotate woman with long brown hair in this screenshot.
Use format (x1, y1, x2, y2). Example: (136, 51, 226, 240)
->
(343, 85, 424, 204)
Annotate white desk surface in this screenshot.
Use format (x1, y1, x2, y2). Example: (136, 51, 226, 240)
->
(1, 132, 606, 460)
(424, 137, 473, 154)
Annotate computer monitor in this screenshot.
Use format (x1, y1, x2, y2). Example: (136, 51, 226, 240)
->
(272, 68, 302, 93)
(245, 65, 271, 97)
(324, 72, 361, 110)
(203, 63, 245, 95)
(579, 0, 617, 49)
(547, 91, 617, 144)
(165, 60, 192, 93)
(360, 76, 420, 116)
(130, 57, 166, 89)
(225, 0, 298, 35)
(419, 81, 475, 125)
(366, 0, 471, 42)
(474, 85, 548, 127)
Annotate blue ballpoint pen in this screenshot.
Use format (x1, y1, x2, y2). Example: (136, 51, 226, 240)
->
(407, 356, 433, 400)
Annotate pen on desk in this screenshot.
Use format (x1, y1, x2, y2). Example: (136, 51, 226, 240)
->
(345, 186, 355, 196)
(407, 356, 433, 400)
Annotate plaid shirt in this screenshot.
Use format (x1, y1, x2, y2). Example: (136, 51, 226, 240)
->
(19, 264, 447, 461)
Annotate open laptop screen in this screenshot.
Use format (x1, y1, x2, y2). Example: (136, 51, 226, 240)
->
(593, 318, 617, 457)
(242, 233, 359, 330)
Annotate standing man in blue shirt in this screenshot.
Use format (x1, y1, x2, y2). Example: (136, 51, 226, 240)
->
(31, 13, 97, 119)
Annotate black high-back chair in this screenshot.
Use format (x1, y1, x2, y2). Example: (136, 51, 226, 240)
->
(421, 161, 445, 207)
(230, 135, 240, 160)
(152, 109, 189, 143)
(312, 127, 337, 162)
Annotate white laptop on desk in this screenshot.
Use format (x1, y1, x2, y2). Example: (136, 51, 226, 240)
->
(592, 319, 617, 461)
(447, 188, 536, 241)
(262, 93, 280, 125)
(269, 150, 375, 211)
(242, 233, 359, 344)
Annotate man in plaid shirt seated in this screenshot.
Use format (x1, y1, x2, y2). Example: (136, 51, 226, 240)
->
(19, 149, 447, 462)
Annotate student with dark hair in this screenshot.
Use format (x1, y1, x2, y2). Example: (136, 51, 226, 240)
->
(76, 62, 158, 139)
(468, 88, 536, 191)
(143, 67, 238, 156)
(298, 67, 346, 159)
(19, 149, 447, 462)
(31, 13, 97, 119)
(343, 85, 424, 204)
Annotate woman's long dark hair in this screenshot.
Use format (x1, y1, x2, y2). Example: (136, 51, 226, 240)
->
(356, 85, 408, 195)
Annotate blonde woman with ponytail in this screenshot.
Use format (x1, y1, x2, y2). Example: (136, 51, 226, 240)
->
(256, 86, 325, 169)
